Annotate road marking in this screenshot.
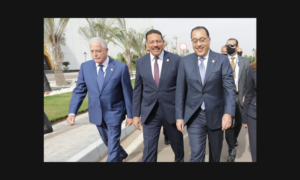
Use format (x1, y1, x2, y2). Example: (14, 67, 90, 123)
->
(125, 133, 143, 155)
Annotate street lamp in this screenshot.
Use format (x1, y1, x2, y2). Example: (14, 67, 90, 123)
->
(84, 52, 87, 62)
(252, 48, 255, 62)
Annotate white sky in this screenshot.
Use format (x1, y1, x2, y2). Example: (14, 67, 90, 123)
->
(153, 18, 256, 57)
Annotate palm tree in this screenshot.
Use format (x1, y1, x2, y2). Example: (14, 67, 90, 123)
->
(113, 18, 135, 77)
(44, 18, 70, 86)
(131, 31, 146, 58)
(172, 36, 178, 54)
(78, 18, 122, 46)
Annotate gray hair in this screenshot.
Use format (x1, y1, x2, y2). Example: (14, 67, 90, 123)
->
(89, 37, 107, 49)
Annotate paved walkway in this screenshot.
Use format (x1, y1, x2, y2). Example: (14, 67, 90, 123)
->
(99, 124, 252, 162)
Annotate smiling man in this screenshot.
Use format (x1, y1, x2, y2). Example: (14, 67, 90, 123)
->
(133, 29, 184, 162)
(175, 26, 236, 162)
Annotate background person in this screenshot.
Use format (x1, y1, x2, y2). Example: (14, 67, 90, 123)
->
(44, 72, 53, 134)
(175, 26, 236, 162)
(242, 52, 256, 162)
(144, 44, 170, 145)
(66, 37, 133, 162)
(221, 46, 227, 55)
(224, 38, 250, 162)
(133, 29, 184, 162)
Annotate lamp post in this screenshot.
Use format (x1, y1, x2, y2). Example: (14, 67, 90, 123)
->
(252, 48, 255, 62)
(84, 52, 87, 62)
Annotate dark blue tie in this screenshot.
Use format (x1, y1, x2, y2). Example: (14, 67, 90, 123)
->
(97, 64, 104, 93)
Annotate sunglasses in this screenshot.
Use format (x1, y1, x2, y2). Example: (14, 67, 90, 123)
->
(225, 44, 236, 48)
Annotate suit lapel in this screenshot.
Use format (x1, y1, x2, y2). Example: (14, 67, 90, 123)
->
(203, 50, 216, 87)
(158, 51, 170, 90)
(145, 53, 158, 89)
(101, 57, 116, 93)
(89, 61, 100, 94)
(237, 55, 243, 83)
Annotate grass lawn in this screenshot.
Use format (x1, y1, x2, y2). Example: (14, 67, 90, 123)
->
(45, 80, 135, 122)
(44, 92, 89, 122)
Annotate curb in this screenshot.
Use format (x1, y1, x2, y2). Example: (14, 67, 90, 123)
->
(67, 122, 136, 162)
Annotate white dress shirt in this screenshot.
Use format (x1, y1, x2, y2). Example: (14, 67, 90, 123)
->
(69, 56, 109, 116)
(227, 53, 239, 92)
(150, 50, 164, 79)
(96, 55, 109, 77)
(177, 50, 210, 121)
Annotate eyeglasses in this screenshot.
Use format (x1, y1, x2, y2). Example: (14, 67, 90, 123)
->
(191, 37, 209, 44)
(148, 40, 163, 45)
(225, 44, 236, 48)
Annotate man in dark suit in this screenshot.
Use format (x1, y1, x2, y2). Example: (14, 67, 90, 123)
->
(224, 38, 250, 162)
(44, 72, 53, 134)
(144, 44, 170, 145)
(133, 29, 184, 162)
(66, 37, 133, 162)
(175, 26, 236, 162)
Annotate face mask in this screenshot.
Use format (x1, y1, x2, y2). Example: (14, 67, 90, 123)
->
(226, 46, 236, 55)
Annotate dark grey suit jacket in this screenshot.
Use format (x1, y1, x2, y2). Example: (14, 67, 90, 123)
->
(175, 50, 236, 130)
(236, 55, 250, 107)
(242, 64, 256, 123)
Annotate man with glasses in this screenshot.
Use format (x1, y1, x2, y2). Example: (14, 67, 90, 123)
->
(133, 29, 184, 162)
(224, 38, 250, 162)
(176, 26, 236, 162)
(144, 44, 170, 145)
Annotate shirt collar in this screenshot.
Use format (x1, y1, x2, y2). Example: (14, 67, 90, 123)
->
(228, 53, 238, 60)
(198, 49, 210, 60)
(96, 55, 109, 67)
(150, 50, 164, 61)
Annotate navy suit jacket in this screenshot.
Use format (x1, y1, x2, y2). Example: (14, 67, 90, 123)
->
(132, 50, 181, 124)
(69, 57, 133, 126)
(175, 50, 236, 130)
(242, 64, 256, 123)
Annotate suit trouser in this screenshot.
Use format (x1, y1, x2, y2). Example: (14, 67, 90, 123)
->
(142, 102, 184, 162)
(225, 94, 243, 149)
(96, 119, 127, 162)
(247, 115, 256, 162)
(187, 108, 223, 162)
(44, 112, 53, 133)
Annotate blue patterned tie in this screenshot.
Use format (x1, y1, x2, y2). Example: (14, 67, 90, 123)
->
(199, 57, 205, 110)
(97, 64, 104, 93)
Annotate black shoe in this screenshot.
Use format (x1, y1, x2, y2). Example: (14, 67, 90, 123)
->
(234, 141, 238, 147)
(44, 129, 53, 134)
(119, 154, 128, 162)
(227, 149, 236, 162)
(164, 137, 170, 145)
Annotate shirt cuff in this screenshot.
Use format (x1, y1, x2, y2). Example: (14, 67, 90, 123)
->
(69, 113, 75, 116)
(177, 119, 184, 121)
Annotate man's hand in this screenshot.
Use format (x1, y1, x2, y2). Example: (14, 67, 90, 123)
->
(243, 95, 245, 103)
(243, 124, 248, 129)
(44, 91, 52, 95)
(176, 120, 184, 133)
(125, 118, 133, 126)
(222, 113, 232, 130)
(66, 114, 75, 126)
(133, 117, 142, 130)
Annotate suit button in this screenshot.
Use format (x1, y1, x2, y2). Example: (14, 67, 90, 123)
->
(202, 92, 204, 94)
(254, 103, 256, 105)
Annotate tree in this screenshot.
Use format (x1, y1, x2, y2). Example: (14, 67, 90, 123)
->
(44, 18, 70, 86)
(114, 18, 135, 77)
(78, 18, 122, 46)
(131, 30, 146, 58)
(244, 54, 255, 63)
(172, 36, 178, 54)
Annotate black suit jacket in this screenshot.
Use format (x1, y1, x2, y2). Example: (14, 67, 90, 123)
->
(132, 50, 181, 124)
(242, 64, 256, 123)
(44, 72, 52, 92)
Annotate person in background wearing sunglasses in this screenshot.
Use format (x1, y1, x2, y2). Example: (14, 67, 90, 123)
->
(224, 38, 250, 162)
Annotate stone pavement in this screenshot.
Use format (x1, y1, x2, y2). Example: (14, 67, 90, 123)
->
(99, 124, 252, 162)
